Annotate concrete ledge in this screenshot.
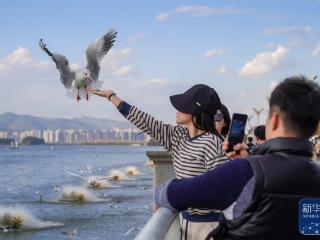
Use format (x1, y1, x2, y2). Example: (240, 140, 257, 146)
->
(146, 151, 172, 162)
(146, 151, 175, 190)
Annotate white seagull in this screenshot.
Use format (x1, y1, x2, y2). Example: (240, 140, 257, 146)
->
(0, 225, 8, 233)
(62, 168, 111, 188)
(62, 228, 78, 239)
(39, 29, 117, 101)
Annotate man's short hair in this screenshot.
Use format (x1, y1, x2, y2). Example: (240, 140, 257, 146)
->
(269, 75, 320, 138)
(254, 125, 266, 140)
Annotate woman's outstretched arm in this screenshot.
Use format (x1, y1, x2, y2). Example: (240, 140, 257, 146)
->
(88, 88, 180, 151)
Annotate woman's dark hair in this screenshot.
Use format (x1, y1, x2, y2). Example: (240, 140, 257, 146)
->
(192, 112, 221, 138)
(269, 75, 320, 138)
(190, 87, 222, 138)
(220, 104, 231, 137)
(254, 125, 266, 140)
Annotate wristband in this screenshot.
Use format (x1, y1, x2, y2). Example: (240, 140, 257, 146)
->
(108, 93, 116, 101)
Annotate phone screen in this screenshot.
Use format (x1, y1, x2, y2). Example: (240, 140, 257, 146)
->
(227, 113, 248, 151)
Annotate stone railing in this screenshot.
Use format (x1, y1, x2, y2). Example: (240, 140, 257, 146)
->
(146, 151, 175, 191)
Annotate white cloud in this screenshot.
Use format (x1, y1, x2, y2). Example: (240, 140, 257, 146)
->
(156, 5, 241, 21)
(239, 46, 292, 78)
(175, 6, 237, 16)
(239, 92, 248, 99)
(265, 42, 279, 49)
(203, 49, 224, 59)
(262, 12, 289, 20)
(0, 47, 49, 74)
(0, 64, 6, 72)
(313, 42, 320, 56)
(100, 47, 137, 78)
(148, 78, 168, 86)
(218, 65, 227, 75)
(112, 65, 135, 77)
(5, 47, 33, 65)
(156, 12, 171, 21)
(110, 47, 132, 59)
(264, 26, 313, 35)
(127, 32, 144, 43)
(131, 78, 169, 88)
(264, 26, 314, 48)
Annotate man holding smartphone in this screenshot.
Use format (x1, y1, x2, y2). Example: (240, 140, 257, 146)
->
(155, 75, 320, 240)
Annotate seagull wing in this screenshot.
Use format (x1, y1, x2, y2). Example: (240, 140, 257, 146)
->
(85, 29, 117, 81)
(39, 39, 75, 88)
(124, 227, 137, 236)
(71, 228, 78, 236)
(0, 225, 8, 233)
(62, 168, 88, 182)
(96, 176, 112, 181)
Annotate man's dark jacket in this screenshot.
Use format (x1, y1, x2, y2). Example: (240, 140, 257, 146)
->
(209, 137, 320, 240)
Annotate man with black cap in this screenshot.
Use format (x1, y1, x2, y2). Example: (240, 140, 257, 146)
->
(89, 84, 229, 239)
(154, 75, 320, 240)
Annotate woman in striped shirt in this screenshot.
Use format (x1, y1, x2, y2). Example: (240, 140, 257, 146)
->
(89, 84, 229, 239)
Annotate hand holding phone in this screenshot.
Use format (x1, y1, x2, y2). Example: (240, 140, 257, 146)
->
(227, 113, 248, 152)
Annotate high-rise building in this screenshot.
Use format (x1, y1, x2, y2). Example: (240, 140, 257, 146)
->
(0, 131, 8, 139)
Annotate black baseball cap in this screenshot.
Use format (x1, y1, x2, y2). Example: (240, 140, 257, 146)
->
(170, 84, 221, 115)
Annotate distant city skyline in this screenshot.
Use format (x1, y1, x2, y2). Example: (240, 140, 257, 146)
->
(0, 128, 149, 144)
(1, 1, 320, 125)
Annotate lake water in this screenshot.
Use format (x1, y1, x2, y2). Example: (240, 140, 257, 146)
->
(0, 144, 162, 240)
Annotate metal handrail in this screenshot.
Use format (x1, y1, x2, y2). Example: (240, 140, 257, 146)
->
(134, 208, 176, 240)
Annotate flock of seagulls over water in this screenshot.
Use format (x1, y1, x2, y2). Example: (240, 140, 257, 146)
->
(0, 159, 153, 238)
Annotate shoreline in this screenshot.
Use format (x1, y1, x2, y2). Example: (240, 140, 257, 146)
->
(1, 141, 162, 146)
(50, 141, 149, 145)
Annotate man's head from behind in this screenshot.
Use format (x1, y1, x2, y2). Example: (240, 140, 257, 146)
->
(266, 75, 320, 140)
(254, 125, 266, 144)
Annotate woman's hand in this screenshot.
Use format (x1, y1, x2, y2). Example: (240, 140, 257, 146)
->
(87, 88, 114, 99)
(88, 88, 122, 107)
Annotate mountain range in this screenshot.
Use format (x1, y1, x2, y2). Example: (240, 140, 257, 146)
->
(0, 112, 133, 131)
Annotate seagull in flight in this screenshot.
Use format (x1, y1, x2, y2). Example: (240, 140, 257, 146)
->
(39, 29, 117, 101)
(62, 168, 111, 188)
(0, 225, 8, 233)
(62, 228, 78, 239)
(124, 227, 141, 236)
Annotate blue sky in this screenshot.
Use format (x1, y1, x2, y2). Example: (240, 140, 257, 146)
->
(0, 0, 319, 126)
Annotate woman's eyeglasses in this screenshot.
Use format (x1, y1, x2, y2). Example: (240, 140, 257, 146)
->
(214, 113, 224, 122)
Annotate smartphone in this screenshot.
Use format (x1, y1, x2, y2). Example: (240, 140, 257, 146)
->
(227, 113, 248, 152)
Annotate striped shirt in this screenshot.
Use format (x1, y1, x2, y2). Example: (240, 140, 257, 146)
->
(121, 103, 229, 215)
